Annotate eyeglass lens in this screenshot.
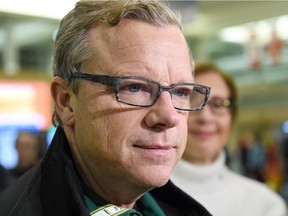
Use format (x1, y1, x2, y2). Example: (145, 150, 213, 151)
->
(116, 77, 208, 111)
(206, 97, 231, 114)
(70, 72, 210, 111)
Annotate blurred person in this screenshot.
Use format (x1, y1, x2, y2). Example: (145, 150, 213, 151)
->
(280, 136, 288, 204)
(171, 62, 287, 216)
(247, 29, 262, 70)
(0, 1, 212, 216)
(245, 131, 266, 182)
(239, 131, 266, 182)
(265, 139, 283, 192)
(9, 132, 40, 178)
(238, 131, 254, 175)
(267, 28, 283, 66)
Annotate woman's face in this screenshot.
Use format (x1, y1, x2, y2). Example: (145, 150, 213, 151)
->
(182, 71, 232, 164)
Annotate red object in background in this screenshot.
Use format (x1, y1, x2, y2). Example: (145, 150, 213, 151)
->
(267, 29, 283, 66)
(0, 81, 52, 130)
(247, 30, 262, 70)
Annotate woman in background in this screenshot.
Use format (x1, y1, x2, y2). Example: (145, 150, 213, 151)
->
(171, 62, 287, 216)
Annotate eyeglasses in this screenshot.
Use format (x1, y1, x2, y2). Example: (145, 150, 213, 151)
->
(205, 97, 233, 115)
(70, 72, 210, 111)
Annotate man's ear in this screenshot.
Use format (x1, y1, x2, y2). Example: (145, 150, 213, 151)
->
(50, 76, 75, 127)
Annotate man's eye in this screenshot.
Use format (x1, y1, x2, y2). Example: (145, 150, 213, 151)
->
(121, 83, 152, 93)
(128, 84, 141, 92)
(173, 88, 190, 97)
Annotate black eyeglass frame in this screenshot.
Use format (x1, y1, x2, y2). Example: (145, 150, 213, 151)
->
(70, 72, 211, 111)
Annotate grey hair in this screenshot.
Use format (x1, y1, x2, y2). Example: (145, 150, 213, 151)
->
(52, 0, 190, 127)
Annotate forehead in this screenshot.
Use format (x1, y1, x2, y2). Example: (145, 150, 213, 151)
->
(16, 134, 37, 148)
(110, 19, 185, 47)
(86, 20, 192, 80)
(195, 71, 230, 97)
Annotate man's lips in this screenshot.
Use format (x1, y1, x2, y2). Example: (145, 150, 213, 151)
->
(133, 145, 174, 150)
(133, 144, 175, 155)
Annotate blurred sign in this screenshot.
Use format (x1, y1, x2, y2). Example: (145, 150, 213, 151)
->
(0, 81, 52, 130)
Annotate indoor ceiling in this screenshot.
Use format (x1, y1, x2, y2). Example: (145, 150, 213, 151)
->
(1, 1, 288, 47)
(181, 1, 288, 37)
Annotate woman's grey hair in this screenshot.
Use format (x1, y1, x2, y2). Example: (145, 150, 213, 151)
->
(52, 0, 189, 127)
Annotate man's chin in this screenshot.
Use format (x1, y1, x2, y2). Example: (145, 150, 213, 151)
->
(143, 173, 170, 189)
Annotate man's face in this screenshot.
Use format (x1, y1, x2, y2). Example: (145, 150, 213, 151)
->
(67, 20, 192, 190)
(16, 133, 38, 167)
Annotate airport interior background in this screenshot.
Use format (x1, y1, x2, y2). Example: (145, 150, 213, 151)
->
(0, 0, 288, 203)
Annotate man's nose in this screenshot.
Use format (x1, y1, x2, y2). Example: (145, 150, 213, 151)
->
(145, 91, 181, 130)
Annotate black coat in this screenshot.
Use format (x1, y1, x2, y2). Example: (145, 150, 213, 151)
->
(0, 165, 15, 192)
(0, 128, 211, 216)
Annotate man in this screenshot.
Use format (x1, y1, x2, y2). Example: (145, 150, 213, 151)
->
(9, 132, 40, 178)
(0, 1, 211, 215)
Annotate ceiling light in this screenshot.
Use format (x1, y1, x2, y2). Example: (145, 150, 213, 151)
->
(0, 0, 76, 20)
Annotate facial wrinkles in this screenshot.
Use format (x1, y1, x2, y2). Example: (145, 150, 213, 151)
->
(76, 84, 141, 161)
(87, 22, 189, 143)
(77, 110, 127, 182)
(110, 41, 190, 83)
(70, 22, 190, 200)
(106, 21, 190, 82)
